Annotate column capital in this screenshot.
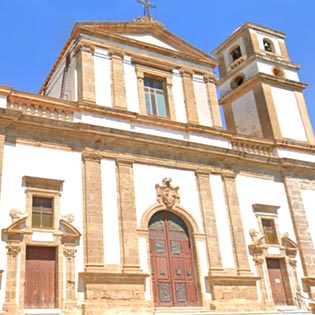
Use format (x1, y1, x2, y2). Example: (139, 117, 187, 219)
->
(108, 49, 125, 59)
(180, 68, 194, 77)
(6, 241, 21, 257)
(82, 152, 102, 162)
(221, 171, 237, 180)
(64, 244, 77, 259)
(116, 158, 134, 167)
(74, 42, 95, 55)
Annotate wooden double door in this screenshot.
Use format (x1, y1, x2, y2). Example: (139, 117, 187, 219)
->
(149, 211, 198, 307)
(24, 246, 56, 309)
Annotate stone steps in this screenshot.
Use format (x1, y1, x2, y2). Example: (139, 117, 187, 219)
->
(154, 306, 313, 315)
(24, 309, 61, 315)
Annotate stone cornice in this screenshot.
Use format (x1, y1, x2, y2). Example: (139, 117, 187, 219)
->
(1, 107, 315, 178)
(219, 72, 307, 104)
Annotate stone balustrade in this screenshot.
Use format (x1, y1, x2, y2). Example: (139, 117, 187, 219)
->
(232, 140, 274, 157)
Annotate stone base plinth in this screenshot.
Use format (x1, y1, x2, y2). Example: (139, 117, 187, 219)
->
(80, 271, 153, 315)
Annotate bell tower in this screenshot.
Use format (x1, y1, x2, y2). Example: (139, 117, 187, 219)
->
(213, 22, 314, 144)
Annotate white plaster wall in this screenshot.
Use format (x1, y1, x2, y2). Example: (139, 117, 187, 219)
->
(133, 164, 203, 231)
(197, 240, 211, 300)
(101, 159, 120, 265)
(45, 59, 64, 98)
(193, 75, 212, 127)
(276, 148, 315, 163)
(94, 48, 112, 107)
(231, 90, 264, 137)
(210, 174, 235, 269)
(65, 55, 78, 101)
(189, 132, 231, 149)
(172, 69, 187, 123)
(0, 95, 7, 109)
(80, 112, 232, 149)
(0, 143, 84, 305)
(236, 175, 296, 273)
(255, 32, 282, 55)
(271, 86, 307, 141)
(138, 237, 151, 300)
(257, 61, 299, 81)
(123, 34, 177, 51)
(124, 57, 140, 113)
(219, 61, 258, 97)
(301, 189, 315, 251)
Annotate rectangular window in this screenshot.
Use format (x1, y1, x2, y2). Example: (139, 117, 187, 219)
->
(32, 197, 54, 228)
(144, 77, 167, 117)
(262, 218, 278, 244)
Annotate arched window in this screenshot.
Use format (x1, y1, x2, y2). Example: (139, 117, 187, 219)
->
(263, 38, 274, 53)
(230, 45, 242, 62)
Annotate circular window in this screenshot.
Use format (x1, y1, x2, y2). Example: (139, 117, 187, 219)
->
(272, 67, 285, 78)
(231, 74, 245, 89)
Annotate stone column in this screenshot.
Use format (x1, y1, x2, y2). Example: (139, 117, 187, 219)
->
(195, 171, 222, 271)
(109, 50, 127, 110)
(82, 153, 104, 269)
(116, 159, 141, 273)
(64, 244, 77, 309)
(180, 69, 198, 124)
(3, 240, 21, 314)
(221, 173, 250, 273)
(283, 176, 315, 297)
(76, 43, 96, 104)
(204, 76, 222, 128)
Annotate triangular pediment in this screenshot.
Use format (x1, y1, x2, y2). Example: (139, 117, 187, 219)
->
(122, 33, 178, 51)
(72, 17, 216, 66)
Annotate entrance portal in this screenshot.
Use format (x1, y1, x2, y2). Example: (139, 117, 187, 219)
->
(25, 246, 56, 309)
(149, 211, 198, 307)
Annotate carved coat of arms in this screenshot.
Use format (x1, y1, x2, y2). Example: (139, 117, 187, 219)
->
(155, 178, 180, 210)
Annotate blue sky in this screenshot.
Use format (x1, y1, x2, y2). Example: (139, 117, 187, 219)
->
(0, 0, 314, 130)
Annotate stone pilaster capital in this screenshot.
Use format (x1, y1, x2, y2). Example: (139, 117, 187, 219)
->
(203, 74, 216, 83)
(108, 49, 125, 59)
(195, 170, 211, 178)
(116, 158, 134, 167)
(253, 255, 264, 266)
(82, 152, 102, 163)
(74, 42, 95, 55)
(6, 241, 21, 257)
(221, 171, 237, 181)
(180, 68, 194, 77)
(64, 244, 77, 259)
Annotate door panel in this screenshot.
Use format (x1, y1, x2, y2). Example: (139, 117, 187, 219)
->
(25, 246, 56, 309)
(149, 211, 198, 307)
(267, 258, 288, 305)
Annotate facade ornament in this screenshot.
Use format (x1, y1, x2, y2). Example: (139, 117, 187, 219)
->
(156, 178, 180, 210)
(249, 229, 265, 246)
(64, 245, 77, 259)
(61, 213, 75, 223)
(137, 0, 156, 18)
(6, 241, 21, 257)
(253, 254, 264, 266)
(9, 209, 27, 223)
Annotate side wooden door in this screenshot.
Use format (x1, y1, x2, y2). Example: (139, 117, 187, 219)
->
(149, 211, 198, 307)
(24, 246, 56, 309)
(266, 258, 288, 305)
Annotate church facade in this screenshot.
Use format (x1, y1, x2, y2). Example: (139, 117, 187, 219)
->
(0, 16, 315, 315)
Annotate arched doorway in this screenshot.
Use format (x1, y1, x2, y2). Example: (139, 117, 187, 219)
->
(149, 211, 198, 307)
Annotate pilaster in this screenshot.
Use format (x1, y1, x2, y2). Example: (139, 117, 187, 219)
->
(109, 50, 127, 109)
(82, 153, 104, 270)
(282, 176, 315, 297)
(180, 69, 198, 124)
(63, 244, 77, 306)
(76, 44, 96, 104)
(135, 68, 146, 115)
(204, 76, 222, 128)
(195, 171, 222, 271)
(3, 241, 21, 315)
(116, 159, 141, 273)
(221, 173, 250, 273)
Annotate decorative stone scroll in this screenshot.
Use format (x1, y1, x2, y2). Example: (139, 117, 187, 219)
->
(155, 178, 180, 210)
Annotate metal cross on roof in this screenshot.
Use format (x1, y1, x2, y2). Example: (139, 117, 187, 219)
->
(137, 0, 156, 17)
